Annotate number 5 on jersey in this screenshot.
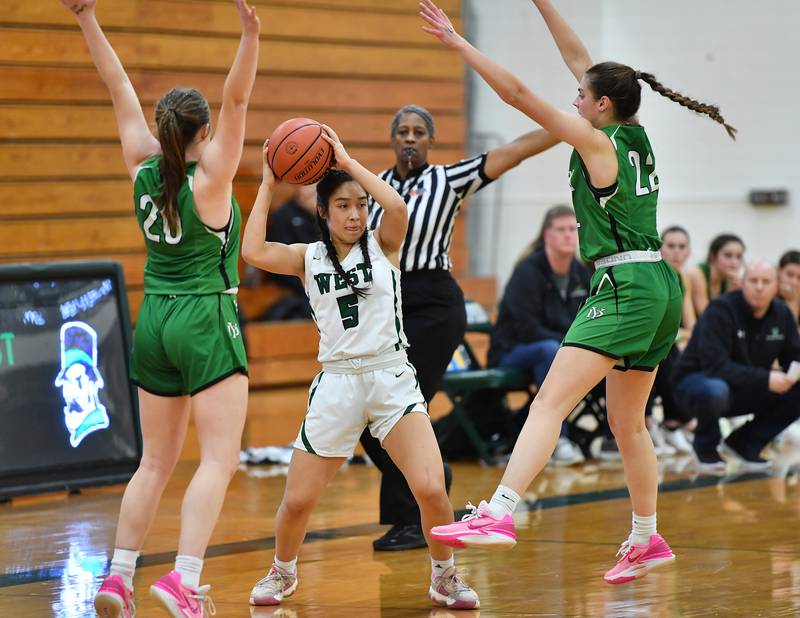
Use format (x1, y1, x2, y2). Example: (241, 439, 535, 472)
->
(337, 293, 360, 330)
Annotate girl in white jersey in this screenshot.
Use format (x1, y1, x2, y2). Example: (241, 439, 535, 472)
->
(241, 127, 480, 610)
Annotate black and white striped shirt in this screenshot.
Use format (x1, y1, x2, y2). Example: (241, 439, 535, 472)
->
(367, 153, 494, 272)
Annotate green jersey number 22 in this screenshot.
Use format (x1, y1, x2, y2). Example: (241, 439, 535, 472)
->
(628, 151, 660, 196)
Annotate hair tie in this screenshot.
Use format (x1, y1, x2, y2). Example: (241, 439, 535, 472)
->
(634, 71, 642, 80)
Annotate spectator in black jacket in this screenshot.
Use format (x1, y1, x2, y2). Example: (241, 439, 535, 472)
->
(489, 205, 590, 465)
(672, 260, 800, 470)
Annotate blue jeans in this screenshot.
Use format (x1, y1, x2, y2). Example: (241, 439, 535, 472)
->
(676, 372, 800, 459)
(498, 339, 560, 386)
(498, 339, 567, 436)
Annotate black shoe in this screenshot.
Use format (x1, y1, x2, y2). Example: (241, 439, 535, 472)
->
(372, 524, 427, 551)
(717, 440, 771, 471)
(693, 447, 726, 472)
(598, 437, 621, 461)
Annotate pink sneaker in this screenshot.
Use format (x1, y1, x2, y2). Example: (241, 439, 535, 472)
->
(430, 501, 516, 549)
(603, 534, 676, 584)
(94, 574, 135, 618)
(149, 571, 216, 617)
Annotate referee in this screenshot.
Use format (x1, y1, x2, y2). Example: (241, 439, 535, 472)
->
(362, 104, 559, 550)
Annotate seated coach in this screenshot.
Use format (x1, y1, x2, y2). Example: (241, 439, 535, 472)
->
(672, 260, 800, 470)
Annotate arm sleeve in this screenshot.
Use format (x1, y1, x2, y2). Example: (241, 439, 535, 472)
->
(443, 153, 495, 200)
(504, 262, 564, 343)
(697, 303, 770, 391)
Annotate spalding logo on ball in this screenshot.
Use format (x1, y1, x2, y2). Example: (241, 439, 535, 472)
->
(268, 118, 334, 185)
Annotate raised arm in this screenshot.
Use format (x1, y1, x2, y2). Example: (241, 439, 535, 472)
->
(321, 126, 408, 259)
(419, 1, 606, 159)
(61, 0, 159, 178)
(484, 129, 560, 180)
(531, 0, 593, 82)
(197, 0, 260, 186)
(241, 139, 307, 277)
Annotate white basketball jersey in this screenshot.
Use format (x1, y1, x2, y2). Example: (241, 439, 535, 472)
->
(304, 232, 408, 363)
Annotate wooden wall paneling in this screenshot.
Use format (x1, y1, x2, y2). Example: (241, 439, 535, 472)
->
(0, 144, 467, 180)
(0, 216, 141, 256)
(245, 320, 320, 359)
(0, 67, 466, 114)
(1, 1, 461, 45)
(0, 180, 133, 217)
(0, 103, 466, 145)
(0, 28, 462, 80)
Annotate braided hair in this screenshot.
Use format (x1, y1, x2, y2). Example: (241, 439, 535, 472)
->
(584, 62, 737, 140)
(316, 169, 372, 298)
(153, 88, 210, 235)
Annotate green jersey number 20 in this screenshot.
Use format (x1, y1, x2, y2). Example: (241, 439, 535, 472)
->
(139, 194, 182, 245)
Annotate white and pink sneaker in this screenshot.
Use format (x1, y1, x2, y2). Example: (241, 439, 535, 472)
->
(94, 574, 135, 617)
(603, 533, 676, 584)
(249, 564, 298, 606)
(429, 566, 480, 609)
(430, 501, 517, 549)
(149, 571, 216, 617)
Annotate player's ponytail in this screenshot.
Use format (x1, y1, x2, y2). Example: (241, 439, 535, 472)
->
(154, 88, 210, 236)
(584, 62, 736, 140)
(636, 72, 737, 140)
(316, 169, 370, 298)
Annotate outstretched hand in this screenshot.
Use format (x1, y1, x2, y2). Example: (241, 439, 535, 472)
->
(320, 124, 353, 169)
(60, 0, 96, 18)
(235, 0, 260, 36)
(262, 139, 276, 188)
(419, 0, 464, 49)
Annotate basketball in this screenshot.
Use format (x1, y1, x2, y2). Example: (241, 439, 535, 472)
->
(267, 118, 333, 185)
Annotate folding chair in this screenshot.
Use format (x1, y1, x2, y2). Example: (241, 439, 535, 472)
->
(437, 301, 535, 465)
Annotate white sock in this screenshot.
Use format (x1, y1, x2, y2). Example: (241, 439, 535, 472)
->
(431, 555, 454, 578)
(631, 512, 657, 546)
(274, 556, 297, 575)
(175, 555, 203, 590)
(487, 485, 520, 519)
(110, 548, 139, 590)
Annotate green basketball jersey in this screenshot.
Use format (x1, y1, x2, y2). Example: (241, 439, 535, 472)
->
(133, 156, 241, 295)
(568, 124, 662, 262)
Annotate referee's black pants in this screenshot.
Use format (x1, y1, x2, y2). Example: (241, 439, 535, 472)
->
(359, 270, 466, 525)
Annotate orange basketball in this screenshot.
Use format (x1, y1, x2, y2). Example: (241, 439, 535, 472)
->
(267, 118, 333, 185)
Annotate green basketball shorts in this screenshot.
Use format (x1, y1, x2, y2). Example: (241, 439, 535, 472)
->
(131, 293, 248, 396)
(562, 259, 682, 371)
